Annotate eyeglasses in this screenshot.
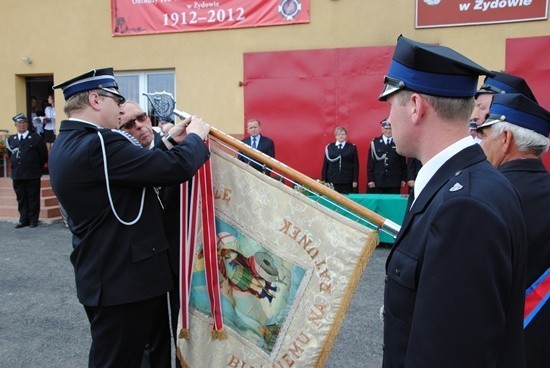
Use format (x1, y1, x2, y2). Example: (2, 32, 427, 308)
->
(98, 93, 126, 107)
(120, 112, 148, 130)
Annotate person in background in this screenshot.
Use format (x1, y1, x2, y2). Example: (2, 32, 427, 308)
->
(48, 67, 210, 368)
(405, 157, 422, 194)
(119, 101, 162, 149)
(239, 118, 275, 174)
(367, 118, 406, 193)
(43, 93, 56, 151)
(476, 93, 550, 368)
(379, 35, 526, 367)
(321, 126, 359, 194)
(470, 71, 538, 126)
(5, 113, 48, 228)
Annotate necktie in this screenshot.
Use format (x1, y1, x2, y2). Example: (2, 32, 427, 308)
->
(337, 144, 342, 150)
(252, 137, 257, 149)
(19, 134, 23, 142)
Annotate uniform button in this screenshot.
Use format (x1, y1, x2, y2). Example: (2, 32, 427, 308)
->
(394, 268, 400, 276)
(152, 248, 156, 252)
(454, 170, 462, 176)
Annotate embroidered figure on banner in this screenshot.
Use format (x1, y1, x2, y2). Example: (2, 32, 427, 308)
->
(192, 223, 309, 356)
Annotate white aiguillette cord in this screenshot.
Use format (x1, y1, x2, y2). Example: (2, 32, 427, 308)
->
(97, 130, 146, 226)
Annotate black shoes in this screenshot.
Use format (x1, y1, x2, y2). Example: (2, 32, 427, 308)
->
(15, 222, 38, 228)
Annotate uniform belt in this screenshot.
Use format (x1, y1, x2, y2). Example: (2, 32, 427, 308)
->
(524, 267, 550, 328)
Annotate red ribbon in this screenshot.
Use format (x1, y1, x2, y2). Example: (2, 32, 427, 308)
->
(180, 141, 223, 334)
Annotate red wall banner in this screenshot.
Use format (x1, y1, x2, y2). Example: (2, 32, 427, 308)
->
(416, 0, 548, 28)
(506, 35, 550, 169)
(243, 46, 395, 193)
(111, 0, 310, 36)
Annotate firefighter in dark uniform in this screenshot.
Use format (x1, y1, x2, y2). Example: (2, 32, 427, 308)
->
(367, 119, 406, 193)
(477, 93, 550, 368)
(48, 68, 211, 368)
(6, 113, 48, 228)
(380, 36, 526, 368)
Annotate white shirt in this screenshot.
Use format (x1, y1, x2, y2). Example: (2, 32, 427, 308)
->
(412, 137, 475, 206)
(44, 106, 56, 131)
(335, 141, 346, 149)
(18, 131, 29, 141)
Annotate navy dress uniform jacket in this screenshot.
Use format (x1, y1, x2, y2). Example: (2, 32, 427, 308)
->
(499, 158, 549, 368)
(367, 136, 406, 188)
(48, 120, 210, 307)
(321, 142, 359, 185)
(383, 145, 527, 368)
(6, 132, 48, 180)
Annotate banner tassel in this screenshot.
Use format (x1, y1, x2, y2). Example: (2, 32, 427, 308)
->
(211, 328, 227, 340)
(178, 328, 190, 340)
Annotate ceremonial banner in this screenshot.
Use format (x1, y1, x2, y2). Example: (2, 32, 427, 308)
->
(177, 148, 378, 367)
(111, 0, 310, 36)
(416, 0, 548, 28)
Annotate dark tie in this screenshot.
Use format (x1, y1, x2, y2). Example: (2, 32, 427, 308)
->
(337, 144, 342, 150)
(251, 137, 257, 149)
(19, 134, 23, 142)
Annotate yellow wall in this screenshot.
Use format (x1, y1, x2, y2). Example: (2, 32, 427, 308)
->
(1, 1, 548, 134)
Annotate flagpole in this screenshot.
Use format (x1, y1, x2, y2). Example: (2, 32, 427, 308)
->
(207, 126, 401, 237)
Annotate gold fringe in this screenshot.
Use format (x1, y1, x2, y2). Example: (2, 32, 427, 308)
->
(211, 328, 227, 340)
(178, 328, 190, 340)
(314, 230, 379, 368)
(176, 346, 189, 368)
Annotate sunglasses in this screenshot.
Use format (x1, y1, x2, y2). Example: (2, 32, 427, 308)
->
(120, 112, 148, 130)
(98, 93, 126, 107)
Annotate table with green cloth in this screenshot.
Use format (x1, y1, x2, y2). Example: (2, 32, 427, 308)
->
(310, 193, 409, 244)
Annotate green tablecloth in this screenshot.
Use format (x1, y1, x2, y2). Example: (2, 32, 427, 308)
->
(311, 194, 409, 244)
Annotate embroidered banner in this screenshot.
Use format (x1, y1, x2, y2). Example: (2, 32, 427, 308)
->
(416, 0, 548, 28)
(177, 147, 377, 367)
(111, 0, 310, 36)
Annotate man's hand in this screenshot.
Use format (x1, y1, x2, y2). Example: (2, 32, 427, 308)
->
(186, 116, 210, 141)
(168, 116, 211, 143)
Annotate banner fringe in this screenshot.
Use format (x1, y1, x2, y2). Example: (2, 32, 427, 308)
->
(178, 328, 190, 340)
(314, 230, 379, 368)
(211, 329, 227, 340)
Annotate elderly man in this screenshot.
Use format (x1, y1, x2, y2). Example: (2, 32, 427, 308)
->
(6, 113, 48, 228)
(119, 101, 162, 148)
(48, 67, 210, 368)
(477, 93, 550, 368)
(380, 36, 526, 367)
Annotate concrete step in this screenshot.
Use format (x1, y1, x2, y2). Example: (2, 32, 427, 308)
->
(0, 195, 59, 207)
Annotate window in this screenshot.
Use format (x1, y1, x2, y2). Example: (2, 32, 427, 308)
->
(115, 70, 175, 125)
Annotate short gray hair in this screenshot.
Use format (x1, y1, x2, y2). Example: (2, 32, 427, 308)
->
(489, 121, 550, 157)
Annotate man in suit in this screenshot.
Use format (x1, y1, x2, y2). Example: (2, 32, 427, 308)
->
(477, 93, 550, 368)
(6, 113, 48, 228)
(321, 126, 359, 194)
(48, 68, 210, 368)
(238, 118, 275, 174)
(367, 119, 406, 193)
(380, 35, 526, 367)
(119, 101, 172, 367)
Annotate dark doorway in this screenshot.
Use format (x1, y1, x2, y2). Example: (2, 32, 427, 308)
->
(25, 76, 53, 131)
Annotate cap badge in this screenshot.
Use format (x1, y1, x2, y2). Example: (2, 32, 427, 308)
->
(449, 183, 464, 192)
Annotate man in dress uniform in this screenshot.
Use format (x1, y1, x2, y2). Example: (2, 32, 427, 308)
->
(321, 126, 359, 194)
(379, 35, 527, 367)
(367, 118, 407, 193)
(6, 113, 48, 228)
(48, 67, 210, 368)
(470, 71, 537, 125)
(477, 93, 550, 368)
(238, 118, 275, 174)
